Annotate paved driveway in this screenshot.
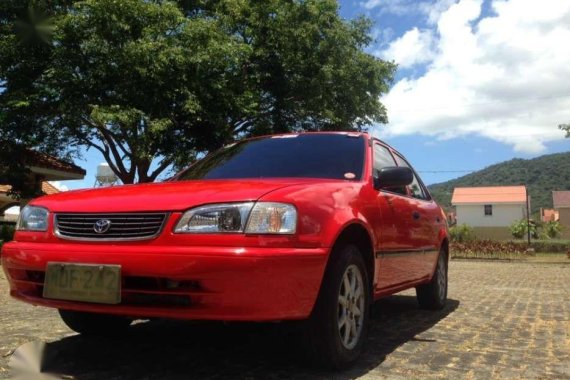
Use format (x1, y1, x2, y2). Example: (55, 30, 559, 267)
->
(1, 261, 568, 379)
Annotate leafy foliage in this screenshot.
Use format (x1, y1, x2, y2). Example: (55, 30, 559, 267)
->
(1, 0, 396, 184)
(451, 240, 528, 255)
(510, 219, 539, 240)
(449, 224, 476, 243)
(429, 151, 570, 214)
(451, 239, 569, 258)
(510, 219, 564, 240)
(0, 1, 76, 194)
(525, 239, 569, 253)
(0, 224, 15, 242)
(542, 221, 563, 239)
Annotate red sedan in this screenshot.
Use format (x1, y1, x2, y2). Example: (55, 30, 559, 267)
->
(2, 132, 448, 368)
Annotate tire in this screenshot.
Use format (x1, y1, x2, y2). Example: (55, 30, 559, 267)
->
(303, 244, 371, 369)
(416, 248, 448, 310)
(58, 309, 132, 336)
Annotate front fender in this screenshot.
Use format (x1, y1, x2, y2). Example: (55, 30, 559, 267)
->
(257, 182, 374, 249)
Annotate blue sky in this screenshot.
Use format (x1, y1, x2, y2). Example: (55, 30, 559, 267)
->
(57, 0, 570, 191)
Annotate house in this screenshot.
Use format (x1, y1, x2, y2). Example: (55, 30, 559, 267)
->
(0, 149, 86, 222)
(451, 186, 528, 240)
(0, 182, 61, 222)
(552, 191, 570, 237)
(540, 208, 559, 222)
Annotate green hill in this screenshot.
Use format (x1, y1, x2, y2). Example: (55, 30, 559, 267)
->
(428, 151, 570, 215)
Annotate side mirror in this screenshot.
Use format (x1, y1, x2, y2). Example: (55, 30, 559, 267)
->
(374, 166, 413, 190)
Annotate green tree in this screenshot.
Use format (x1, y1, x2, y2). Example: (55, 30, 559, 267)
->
(0, 0, 75, 196)
(1, 0, 395, 184)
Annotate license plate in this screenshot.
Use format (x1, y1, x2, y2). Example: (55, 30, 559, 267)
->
(43, 263, 121, 304)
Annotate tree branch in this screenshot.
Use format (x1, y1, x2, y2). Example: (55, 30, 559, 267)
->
(148, 157, 174, 182)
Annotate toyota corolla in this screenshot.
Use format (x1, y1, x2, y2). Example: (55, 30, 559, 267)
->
(2, 132, 449, 368)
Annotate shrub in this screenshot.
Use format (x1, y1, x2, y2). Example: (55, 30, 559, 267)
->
(452, 240, 527, 254)
(528, 240, 569, 253)
(542, 221, 563, 239)
(450, 240, 529, 260)
(0, 224, 15, 242)
(449, 224, 476, 242)
(510, 219, 539, 239)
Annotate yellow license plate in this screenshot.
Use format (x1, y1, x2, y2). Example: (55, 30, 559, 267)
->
(43, 263, 121, 304)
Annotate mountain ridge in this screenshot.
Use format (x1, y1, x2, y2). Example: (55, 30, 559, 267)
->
(427, 151, 570, 214)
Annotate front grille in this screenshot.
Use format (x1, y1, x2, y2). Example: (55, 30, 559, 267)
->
(55, 213, 167, 240)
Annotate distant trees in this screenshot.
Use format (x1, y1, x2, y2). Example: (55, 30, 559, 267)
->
(0, 0, 396, 184)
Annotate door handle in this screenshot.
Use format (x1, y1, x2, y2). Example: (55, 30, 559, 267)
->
(412, 211, 421, 220)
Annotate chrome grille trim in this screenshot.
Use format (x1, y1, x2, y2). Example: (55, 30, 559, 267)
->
(54, 213, 168, 241)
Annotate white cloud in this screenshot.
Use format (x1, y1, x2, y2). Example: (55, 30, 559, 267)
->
(374, 0, 570, 154)
(48, 181, 69, 191)
(379, 27, 435, 68)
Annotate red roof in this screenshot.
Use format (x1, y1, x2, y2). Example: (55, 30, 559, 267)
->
(451, 186, 527, 204)
(553, 191, 570, 208)
(26, 149, 86, 176)
(0, 182, 61, 196)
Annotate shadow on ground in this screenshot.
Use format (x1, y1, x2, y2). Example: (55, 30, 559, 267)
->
(38, 295, 459, 380)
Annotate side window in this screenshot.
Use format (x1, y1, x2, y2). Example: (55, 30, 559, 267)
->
(484, 204, 493, 216)
(373, 144, 408, 196)
(393, 153, 429, 200)
(373, 144, 396, 171)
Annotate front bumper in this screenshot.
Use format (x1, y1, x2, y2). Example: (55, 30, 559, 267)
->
(1, 241, 328, 321)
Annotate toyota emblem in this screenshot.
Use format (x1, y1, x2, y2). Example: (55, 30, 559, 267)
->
(93, 219, 112, 234)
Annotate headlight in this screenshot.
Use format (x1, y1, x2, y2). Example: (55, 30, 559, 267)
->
(245, 202, 297, 234)
(16, 206, 49, 232)
(174, 202, 254, 233)
(174, 202, 297, 234)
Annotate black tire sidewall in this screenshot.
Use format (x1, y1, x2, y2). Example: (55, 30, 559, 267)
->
(438, 251, 448, 304)
(59, 309, 131, 335)
(309, 244, 371, 368)
(416, 248, 448, 310)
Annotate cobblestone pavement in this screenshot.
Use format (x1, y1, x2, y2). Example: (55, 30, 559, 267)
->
(1, 261, 568, 379)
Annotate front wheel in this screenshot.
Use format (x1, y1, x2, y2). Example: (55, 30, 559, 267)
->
(303, 244, 370, 369)
(416, 248, 448, 310)
(58, 309, 132, 336)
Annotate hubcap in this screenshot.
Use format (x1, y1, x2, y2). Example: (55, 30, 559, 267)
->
(337, 264, 365, 350)
(437, 253, 447, 301)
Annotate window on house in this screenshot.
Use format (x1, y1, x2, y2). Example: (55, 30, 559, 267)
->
(484, 204, 493, 216)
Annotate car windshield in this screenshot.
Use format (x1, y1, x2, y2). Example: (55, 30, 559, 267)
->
(176, 134, 365, 181)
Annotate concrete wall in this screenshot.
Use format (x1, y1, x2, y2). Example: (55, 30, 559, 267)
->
(471, 227, 513, 240)
(559, 208, 570, 227)
(455, 203, 526, 227)
(559, 208, 570, 238)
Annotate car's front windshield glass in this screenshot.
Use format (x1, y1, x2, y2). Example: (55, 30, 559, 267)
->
(177, 134, 365, 181)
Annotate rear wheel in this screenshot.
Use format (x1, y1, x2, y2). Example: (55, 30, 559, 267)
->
(58, 309, 132, 336)
(303, 244, 370, 369)
(416, 248, 448, 310)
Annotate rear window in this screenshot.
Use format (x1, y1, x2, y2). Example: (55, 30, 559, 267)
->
(177, 134, 365, 181)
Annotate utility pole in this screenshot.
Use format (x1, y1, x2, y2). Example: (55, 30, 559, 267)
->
(525, 186, 531, 246)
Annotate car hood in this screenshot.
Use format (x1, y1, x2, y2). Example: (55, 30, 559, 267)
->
(31, 179, 323, 213)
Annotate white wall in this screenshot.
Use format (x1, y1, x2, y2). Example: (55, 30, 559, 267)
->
(455, 203, 526, 227)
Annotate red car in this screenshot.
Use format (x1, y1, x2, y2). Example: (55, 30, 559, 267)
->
(2, 132, 448, 368)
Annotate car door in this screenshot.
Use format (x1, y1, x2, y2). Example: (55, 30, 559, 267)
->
(371, 142, 420, 291)
(392, 151, 441, 281)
